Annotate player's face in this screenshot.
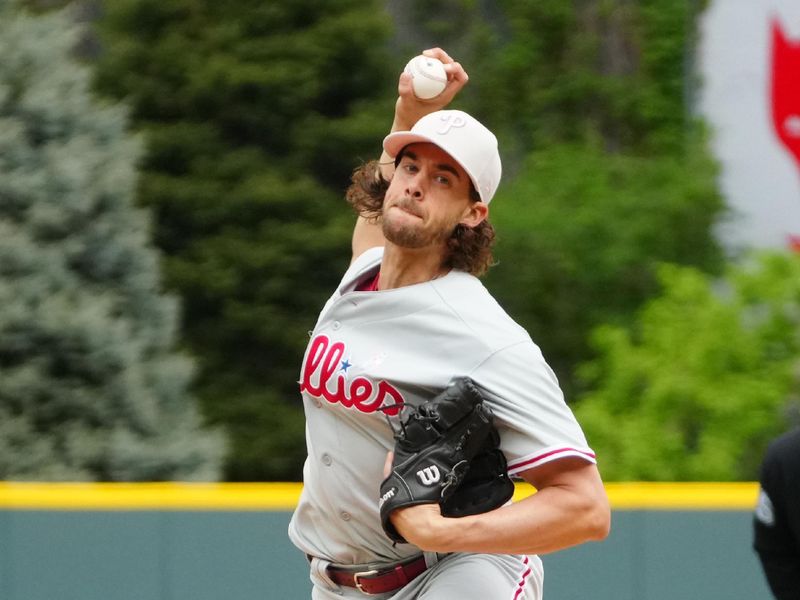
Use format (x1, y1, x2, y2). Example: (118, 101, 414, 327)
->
(382, 143, 487, 249)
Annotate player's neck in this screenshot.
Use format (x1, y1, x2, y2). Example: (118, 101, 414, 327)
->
(378, 243, 449, 290)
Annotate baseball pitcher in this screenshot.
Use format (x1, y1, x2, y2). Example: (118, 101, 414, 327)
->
(288, 47, 610, 599)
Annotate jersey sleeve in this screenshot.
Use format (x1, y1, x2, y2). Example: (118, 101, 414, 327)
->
(468, 341, 596, 476)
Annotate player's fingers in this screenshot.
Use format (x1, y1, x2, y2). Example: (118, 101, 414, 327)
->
(422, 47, 453, 64)
(444, 61, 469, 85)
(383, 451, 394, 478)
(422, 48, 469, 84)
(397, 71, 414, 98)
(434, 62, 468, 104)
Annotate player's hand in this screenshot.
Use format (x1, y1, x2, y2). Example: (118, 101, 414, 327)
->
(382, 450, 394, 478)
(389, 503, 454, 551)
(394, 47, 469, 130)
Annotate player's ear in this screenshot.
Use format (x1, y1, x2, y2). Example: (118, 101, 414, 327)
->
(459, 201, 488, 228)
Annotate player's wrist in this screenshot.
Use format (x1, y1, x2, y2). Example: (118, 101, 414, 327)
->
(388, 505, 422, 543)
(388, 118, 411, 141)
(389, 504, 453, 551)
(390, 99, 429, 136)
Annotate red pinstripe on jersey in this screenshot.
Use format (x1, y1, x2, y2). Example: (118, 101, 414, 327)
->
(511, 555, 532, 600)
(507, 446, 597, 476)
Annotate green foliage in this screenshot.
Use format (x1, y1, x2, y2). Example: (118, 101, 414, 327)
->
(575, 253, 800, 481)
(485, 131, 724, 396)
(93, 0, 395, 480)
(460, 0, 704, 154)
(0, 1, 223, 480)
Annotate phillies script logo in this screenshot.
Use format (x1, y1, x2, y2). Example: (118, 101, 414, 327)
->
(300, 335, 404, 416)
(771, 18, 800, 172)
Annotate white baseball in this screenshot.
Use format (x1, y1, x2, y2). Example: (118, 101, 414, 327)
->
(404, 55, 448, 100)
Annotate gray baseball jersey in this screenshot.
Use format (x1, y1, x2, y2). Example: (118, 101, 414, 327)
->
(288, 246, 596, 592)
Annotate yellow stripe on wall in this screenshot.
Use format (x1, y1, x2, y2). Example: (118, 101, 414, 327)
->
(0, 482, 302, 511)
(608, 482, 759, 510)
(0, 482, 759, 511)
(512, 482, 759, 509)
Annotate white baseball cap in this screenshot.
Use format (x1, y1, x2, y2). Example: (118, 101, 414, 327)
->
(382, 110, 502, 204)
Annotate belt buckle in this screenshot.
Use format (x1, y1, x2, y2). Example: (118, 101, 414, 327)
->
(353, 569, 379, 595)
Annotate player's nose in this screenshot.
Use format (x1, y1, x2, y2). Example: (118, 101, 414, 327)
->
(405, 172, 425, 200)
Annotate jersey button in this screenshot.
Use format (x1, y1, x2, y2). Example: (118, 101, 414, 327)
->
(331, 321, 342, 330)
(340, 511, 351, 521)
(321, 453, 333, 466)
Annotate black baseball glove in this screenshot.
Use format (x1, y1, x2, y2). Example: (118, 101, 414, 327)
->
(378, 377, 515, 543)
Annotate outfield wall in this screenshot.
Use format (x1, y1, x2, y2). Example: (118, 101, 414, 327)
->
(0, 483, 772, 599)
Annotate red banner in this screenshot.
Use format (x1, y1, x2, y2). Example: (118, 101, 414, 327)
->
(771, 18, 800, 172)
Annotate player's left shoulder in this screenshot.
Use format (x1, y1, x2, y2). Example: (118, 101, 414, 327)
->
(432, 271, 529, 345)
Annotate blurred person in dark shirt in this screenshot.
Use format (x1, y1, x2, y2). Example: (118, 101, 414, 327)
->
(753, 428, 800, 599)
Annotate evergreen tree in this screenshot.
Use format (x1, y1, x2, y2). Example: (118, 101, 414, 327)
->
(92, 0, 395, 480)
(0, 0, 224, 480)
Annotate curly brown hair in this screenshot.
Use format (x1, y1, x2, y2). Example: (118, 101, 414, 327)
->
(345, 159, 496, 277)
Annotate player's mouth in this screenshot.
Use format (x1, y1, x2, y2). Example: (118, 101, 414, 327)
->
(392, 200, 423, 219)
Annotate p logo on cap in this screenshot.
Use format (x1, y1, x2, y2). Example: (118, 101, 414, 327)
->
(435, 113, 467, 135)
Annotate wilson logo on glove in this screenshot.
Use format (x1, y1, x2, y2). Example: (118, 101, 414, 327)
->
(378, 487, 397, 509)
(416, 465, 441, 485)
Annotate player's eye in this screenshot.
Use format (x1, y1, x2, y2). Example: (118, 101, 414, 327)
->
(434, 174, 451, 186)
